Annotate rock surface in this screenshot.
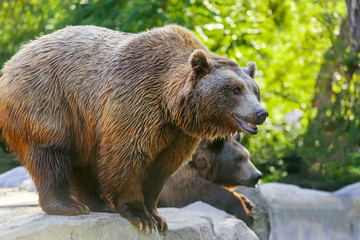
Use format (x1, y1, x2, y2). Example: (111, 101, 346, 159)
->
(182, 201, 259, 240)
(235, 186, 270, 240)
(0, 166, 35, 191)
(260, 183, 360, 240)
(2, 167, 360, 240)
(0, 188, 258, 240)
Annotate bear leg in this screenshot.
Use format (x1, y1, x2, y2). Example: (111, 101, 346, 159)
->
(71, 167, 114, 213)
(142, 165, 169, 233)
(142, 132, 199, 234)
(99, 163, 158, 233)
(27, 144, 90, 215)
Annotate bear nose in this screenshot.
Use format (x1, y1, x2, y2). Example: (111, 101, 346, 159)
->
(256, 109, 268, 124)
(251, 173, 262, 185)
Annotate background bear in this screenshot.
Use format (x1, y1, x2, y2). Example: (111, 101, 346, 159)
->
(158, 134, 262, 228)
(0, 25, 267, 233)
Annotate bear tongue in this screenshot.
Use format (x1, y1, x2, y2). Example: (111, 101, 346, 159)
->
(241, 121, 257, 132)
(233, 114, 258, 133)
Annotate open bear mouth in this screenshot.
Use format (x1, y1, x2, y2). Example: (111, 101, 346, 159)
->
(223, 180, 257, 188)
(233, 114, 258, 135)
(239, 181, 258, 188)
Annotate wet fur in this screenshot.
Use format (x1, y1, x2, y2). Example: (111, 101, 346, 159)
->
(158, 137, 256, 228)
(0, 25, 263, 233)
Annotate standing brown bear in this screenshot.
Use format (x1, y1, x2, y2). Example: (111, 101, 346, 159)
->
(0, 25, 267, 233)
(158, 134, 262, 228)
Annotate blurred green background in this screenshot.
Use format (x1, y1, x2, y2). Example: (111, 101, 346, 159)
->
(0, 0, 359, 191)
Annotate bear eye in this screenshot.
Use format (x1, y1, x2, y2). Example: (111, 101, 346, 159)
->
(233, 87, 243, 95)
(254, 87, 261, 100)
(235, 156, 244, 163)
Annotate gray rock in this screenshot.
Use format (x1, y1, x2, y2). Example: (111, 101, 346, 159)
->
(0, 188, 258, 240)
(19, 179, 36, 192)
(0, 166, 35, 190)
(0, 166, 36, 192)
(3, 167, 360, 240)
(334, 182, 360, 217)
(259, 183, 341, 208)
(334, 182, 360, 197)
(259, 183, 360, 240)
(182, 201, 259, 240)
(235, 185, 271, 240)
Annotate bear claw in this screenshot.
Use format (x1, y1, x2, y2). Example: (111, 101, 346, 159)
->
(117, 202, 162, 234)
(40, 196, 90, 216)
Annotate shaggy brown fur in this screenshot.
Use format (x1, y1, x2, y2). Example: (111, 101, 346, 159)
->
(0, 25, 267, 233)
(158, 135, 262, 228)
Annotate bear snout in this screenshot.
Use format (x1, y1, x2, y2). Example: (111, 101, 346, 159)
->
(249, 172, 262, 186)
(256, 109, 268, 125)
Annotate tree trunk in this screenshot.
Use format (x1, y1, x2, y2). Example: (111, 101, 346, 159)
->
(302, 0, 360, 173)
(346, 0, 360, 54)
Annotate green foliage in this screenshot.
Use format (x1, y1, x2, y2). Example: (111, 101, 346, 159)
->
(182, 0, 347, 186)
(0, 148, 17, 173)
(0, 0, 357, 190)
(0, 0, 78, 68)
(299, 35, 360, 190)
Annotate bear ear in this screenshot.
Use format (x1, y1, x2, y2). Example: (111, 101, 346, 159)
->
(243, 62, 256, 78)
(190, 49, 212, 77)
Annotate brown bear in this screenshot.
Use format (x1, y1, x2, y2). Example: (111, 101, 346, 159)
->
(0, 25, 267, 233)
(158, 134, 262, 228)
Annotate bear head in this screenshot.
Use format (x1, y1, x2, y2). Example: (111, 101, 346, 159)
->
(192, 134, 262, 188)
(186, 49, 268, 137)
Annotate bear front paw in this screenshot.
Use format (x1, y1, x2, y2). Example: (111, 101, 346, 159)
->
(148, 209, 168, 234)
(117, 201, 166, 234)
(40, 195, 90, 216)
